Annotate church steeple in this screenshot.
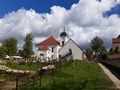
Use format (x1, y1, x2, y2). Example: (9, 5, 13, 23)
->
(64, 26, 65, 32)
(60, 27, 67, 37)
(60, 27, 68, 46)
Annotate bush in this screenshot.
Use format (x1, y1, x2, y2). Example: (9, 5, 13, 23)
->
(18, 61, 26, 65)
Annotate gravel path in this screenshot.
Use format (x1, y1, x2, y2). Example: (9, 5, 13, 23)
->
(98, 63, 120, 89)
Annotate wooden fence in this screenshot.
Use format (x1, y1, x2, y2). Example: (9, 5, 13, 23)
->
(15, 67, 54, 90)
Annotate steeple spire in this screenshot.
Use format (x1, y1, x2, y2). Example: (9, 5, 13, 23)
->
(64, 26, 65, 32)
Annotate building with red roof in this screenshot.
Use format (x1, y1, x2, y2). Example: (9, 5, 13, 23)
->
(35, 30, 87, 61)
(35, 36, 60, 61)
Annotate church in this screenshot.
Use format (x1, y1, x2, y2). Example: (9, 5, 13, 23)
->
(35, 30, 87, 61)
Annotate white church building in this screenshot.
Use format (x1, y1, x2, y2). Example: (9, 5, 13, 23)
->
(35, 31, 87, 61)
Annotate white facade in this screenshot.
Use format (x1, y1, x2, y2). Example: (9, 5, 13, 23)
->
(35, 45, 60, 61)
(60, 36, 69, 46)
(59, 39, 86, 60)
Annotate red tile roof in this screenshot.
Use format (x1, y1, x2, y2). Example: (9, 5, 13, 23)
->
(39, 46, 49, 50)
(112, 38, 120, 43)
(36, 36, 59, 46)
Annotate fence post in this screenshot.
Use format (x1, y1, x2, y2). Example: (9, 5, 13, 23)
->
(51, 69, 53, 80)
(33, 77, 35, 89)
(40, 76, 41, 86)
(16, 75, 18, 90)
(60, 60, 61, 72)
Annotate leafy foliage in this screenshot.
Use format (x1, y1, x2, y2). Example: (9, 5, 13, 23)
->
(0, 46, 7, 59)
(109, 48, 114, 55)
(2, 37, 18, 56)
(99, 46, 108, 60)
(90, 36, 107, 60)
(23, 34, 34, 58)
(85, 48, 93, 60)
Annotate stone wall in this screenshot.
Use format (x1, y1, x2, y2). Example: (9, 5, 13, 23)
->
(102, 59, 120, 68)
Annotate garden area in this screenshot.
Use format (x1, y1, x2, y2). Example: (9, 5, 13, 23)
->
(0, 60, 116, 90)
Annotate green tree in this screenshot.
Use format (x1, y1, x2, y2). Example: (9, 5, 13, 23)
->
(2, 37, 18, 56)
(90, 36, 106, 61)
(109, 48, 114, 55)
(23, 34, 34, 58)
(85, 48, 93, 60)
(99, 46, 108, 60)
(0, 46, 7, 59)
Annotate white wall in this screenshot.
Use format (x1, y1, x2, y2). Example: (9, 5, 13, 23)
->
(60, 36, 69, 46)
(59, 39, 84, 60)
(35, 45, 59, 60)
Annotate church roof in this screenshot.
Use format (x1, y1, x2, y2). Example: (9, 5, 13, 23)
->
(60, 32, 67, 37)
(36, 36, 59, 46)
(39, 46, 49, 50)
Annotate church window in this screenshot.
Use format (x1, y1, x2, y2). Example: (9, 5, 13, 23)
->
(62, 41, 64, 45)
(52, 47, 54, 52)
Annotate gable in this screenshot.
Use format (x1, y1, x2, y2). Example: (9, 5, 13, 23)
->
(59, 39, 84, 52)
(59, 39, 86, 60)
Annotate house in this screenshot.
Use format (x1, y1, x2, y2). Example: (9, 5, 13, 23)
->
(35, 30, 87, 61)
(35, 36, 60, 61)
(112, 35, 120, 52)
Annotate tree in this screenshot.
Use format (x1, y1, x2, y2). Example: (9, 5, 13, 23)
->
(2, 37, 18, 56)
(23, 34, 34, 58)
(90, 36, 106, 61)
(85, 48, 93, 60)
(109, 48, 114, 55)
(0, 46, 7, 59)
(99, 46, 108, 60)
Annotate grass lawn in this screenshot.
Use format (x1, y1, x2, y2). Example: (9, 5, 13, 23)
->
(18, 61, 115, 90)
(6, 63, 42, 71)
(5, 60, 48, 71)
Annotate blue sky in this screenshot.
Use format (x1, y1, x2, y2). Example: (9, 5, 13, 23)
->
(104, 4, 120, 17)
(0, 0, 79, 17)
(0, 0, 120, 50)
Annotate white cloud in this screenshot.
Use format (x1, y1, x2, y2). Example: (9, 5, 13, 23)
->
(0, 0, 120, 50)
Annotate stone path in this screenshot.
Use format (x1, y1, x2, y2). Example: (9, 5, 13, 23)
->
(98, 63, 120, 89)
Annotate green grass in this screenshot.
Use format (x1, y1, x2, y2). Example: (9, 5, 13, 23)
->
(18, 61, 115, 90)
(6, 63, 42, 71)
(5, 60, 50, 71)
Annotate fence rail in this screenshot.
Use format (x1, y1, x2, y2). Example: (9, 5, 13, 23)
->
(15, 63, 56, 90)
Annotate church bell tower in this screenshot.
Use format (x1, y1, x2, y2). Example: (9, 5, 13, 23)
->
(60, 27, 69, 46)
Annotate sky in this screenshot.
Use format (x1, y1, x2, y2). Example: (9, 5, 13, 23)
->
(0, 0, 120, 51)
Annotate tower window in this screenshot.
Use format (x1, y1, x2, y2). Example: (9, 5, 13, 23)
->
(62, 41, 64, 45)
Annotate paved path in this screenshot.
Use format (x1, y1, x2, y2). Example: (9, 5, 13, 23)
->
(98, 63, 120, 89)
